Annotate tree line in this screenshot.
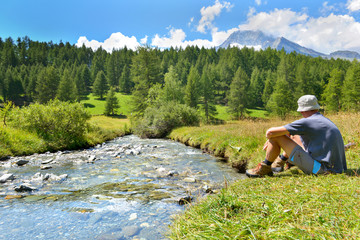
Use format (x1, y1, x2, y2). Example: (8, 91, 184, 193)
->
(0, 36, 359, 120)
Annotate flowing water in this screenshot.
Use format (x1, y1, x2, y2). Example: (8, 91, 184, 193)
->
(0, 135, 244, 240)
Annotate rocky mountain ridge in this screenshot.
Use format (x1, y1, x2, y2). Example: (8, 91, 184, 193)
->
(218, 30, 359, 60)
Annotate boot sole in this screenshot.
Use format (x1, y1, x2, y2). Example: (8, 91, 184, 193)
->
(245, 171, 273, 178)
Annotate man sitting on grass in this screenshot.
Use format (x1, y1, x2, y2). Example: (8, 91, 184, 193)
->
(246, 95, 347, 177)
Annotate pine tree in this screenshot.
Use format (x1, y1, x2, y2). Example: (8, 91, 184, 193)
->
(200, 64, 217, 122)
(341, 60, 360, 111)
(322, 68, 344, 112)
(119, 65, 131, 94)
(266, 56, 295, 119)
(227, 67, 250, 119)
(93, 70, 109, 100)
(163, 65, 184, 103)
(248, 66, 264, 108)
(57, 69, 77, 102)
(36, 66, 60, 104)
(131, 46, 162, 116)
(185, 66, 200, 108)
(104, 88, 120, 116)
(261, 70, 276, 105)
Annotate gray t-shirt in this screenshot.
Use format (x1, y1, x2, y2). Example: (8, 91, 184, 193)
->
(284, 112, 347, 173)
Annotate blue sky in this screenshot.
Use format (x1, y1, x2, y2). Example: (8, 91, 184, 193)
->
(1, 0, 360, 54)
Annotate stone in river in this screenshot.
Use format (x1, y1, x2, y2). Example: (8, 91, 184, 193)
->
(41, 159, 54, 164)
(183, 177, 196, 183)
(0, 173, 15, 183)
(14, 184, 37, 192)
(41, 165, 52, 170)
(16, 160, 29, 166)
(122, 225, 140, 238)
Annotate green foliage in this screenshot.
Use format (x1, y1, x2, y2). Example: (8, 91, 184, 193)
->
(227, 67, 250, 119)
(57, 69, 77, 102)
(133, 101, 200, 138)
(131, 46, 162, 116)
(200, 64, 217, 122)
(104, 88, 120, 116)
(0, 101, 14, 126)
(35, 66, 60, 104)
(9, 99, 91, 148)
(185, 66, 200, 108)
(1, 36, 360, 119)
(266, 55, 296, 119)
(163, 65, 184, 103)
(341, 60, 360, 111)
(93, 70, 109, 99)
(322, 68, 344, 112)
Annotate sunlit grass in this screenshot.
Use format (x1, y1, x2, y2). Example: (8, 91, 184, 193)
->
(168, 112, 360, 239)
(81, 93, 133, 116)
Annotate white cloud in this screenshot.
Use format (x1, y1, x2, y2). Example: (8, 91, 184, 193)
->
(197, 0, 233, 33)
(347, 0, 360, 12)
(255, 0, 261, 6)
(238, 8, 360, 53)
(140, 35, 148, 45)
(151, 27, 238, 49)
(75, 32, 140, 52)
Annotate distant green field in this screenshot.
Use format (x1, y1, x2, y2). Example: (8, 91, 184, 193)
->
(81, 93, 133, 116)
(215, 105, 269, 121)
(80, 94, 269, 120)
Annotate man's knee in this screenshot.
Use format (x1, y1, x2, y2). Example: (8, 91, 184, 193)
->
(269, 135, 298, 156)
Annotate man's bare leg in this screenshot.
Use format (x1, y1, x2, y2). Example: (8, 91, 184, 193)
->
(266, 135, 299, 162)
(246, 135, 299, 177)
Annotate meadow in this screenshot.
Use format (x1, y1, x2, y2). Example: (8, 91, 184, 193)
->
(168, 112, 360, 239)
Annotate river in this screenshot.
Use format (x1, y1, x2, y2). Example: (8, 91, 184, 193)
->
(0, 135, 244, 240)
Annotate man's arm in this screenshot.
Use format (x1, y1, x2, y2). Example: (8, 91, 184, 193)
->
(266, 126, 290, 139)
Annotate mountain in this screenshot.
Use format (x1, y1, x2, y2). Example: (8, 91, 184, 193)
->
(329, 50, 360, 60)
(218, 30, 359, 60)
(271, 37, 326, 58)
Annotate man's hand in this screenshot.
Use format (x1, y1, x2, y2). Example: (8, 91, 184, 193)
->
(263, 140, 269, 151)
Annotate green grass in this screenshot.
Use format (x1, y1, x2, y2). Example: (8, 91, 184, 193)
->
(0, 116, 131, 159)
(215, 105, 269, 121)
(168, 112, 360, 239)
(81, 93, 133, 116)
(169, 173, 360, 239)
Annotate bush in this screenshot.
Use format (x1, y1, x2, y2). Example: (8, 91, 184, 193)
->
(133, 102, 200, 138)
(9, 99, 91, 149)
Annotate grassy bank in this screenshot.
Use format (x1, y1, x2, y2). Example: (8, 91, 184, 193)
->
(168, 112, 360, 239)
(0, 116, 130, 159)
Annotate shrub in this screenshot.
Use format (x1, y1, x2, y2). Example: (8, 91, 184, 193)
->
(9, 99, 91, 149)
(133, 101, 200, 138)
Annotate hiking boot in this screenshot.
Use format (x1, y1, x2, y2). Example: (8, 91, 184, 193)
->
(271, 156, 285, 173)
(284, 162, 294, 171)
(246, 162, 273, 178)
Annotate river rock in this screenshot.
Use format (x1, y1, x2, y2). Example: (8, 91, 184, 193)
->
(129, 213, 137, 221)
(122, 225, 140, 238)
(183, 177, 196, 183)
(167, 170, 179, 176)
(40, 165, 52, 170)
(178, 196, 193, 205)
(41, 159, 54, 164)
(44, 173, 68, 181)
(87, 155, 96, 163)
(14, 184, 37, 192)
(0, 173, 15, 183)
(16, 160, 29, 166)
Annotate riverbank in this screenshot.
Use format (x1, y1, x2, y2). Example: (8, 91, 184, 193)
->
(0, 116, 130, 159)
(168, 112, 360, 239)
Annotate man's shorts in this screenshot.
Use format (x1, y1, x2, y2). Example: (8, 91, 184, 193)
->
(289, 145, 326, 174)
